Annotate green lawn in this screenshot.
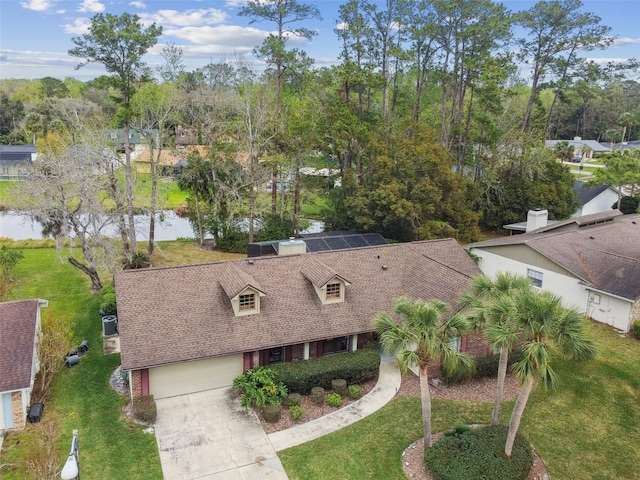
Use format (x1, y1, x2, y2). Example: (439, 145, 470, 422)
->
(2, 244, 638, 479)
(280, 322, 640, 480)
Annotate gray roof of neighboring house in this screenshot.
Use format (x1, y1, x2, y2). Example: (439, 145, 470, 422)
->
(115, 239, 481, 371)
(546, 139, 610, 153)
(572, 181, 618, 205)
(467, 213, 640, 301)
(0, 300, 40, 392)
(0, 144, 36, 164)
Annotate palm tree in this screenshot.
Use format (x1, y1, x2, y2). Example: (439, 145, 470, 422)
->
(177, 154, 211, 246)
(554, 141, 575, 162)
(459, 273, 532, 425)
(504, 289, 597, 456)
(374, 296, 473, 447)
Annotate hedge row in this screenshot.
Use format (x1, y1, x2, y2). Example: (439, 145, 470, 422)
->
(271, 349, 380, 394)
(441, 350, 524, 384)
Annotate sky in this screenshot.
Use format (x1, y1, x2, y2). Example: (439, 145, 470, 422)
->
(0, 0, 639, 82)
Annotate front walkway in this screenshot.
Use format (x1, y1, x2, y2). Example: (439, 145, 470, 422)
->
(267, 358, 401, 451)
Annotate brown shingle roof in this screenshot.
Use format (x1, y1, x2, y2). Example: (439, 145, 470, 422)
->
(115, 239, 481, 371)
(0, 300, 40, 392)
(219, 264, 265, 298)
(300, 257, 351, 287)
(468, 213, 640, 300)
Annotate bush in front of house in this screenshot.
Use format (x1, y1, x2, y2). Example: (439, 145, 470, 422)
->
(310, 386, 325, 405)
(441, 350, 524, 384)
(348, 384, 362, 399)
(285, 392, 302, 407)
(271, 349, 380, 394)
(331, 378, 348, 395)
(132, 395, 157, 423)
(263, 404, 282, 423)
(289, 404, 305, 421)
(232, 367, 288, 408)
(327, 392, 342, 407)
(424, 424, 533, 480)
(633, 321, 640, 340)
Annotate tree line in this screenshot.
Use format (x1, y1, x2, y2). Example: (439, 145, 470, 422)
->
(1, 0, 638, 289)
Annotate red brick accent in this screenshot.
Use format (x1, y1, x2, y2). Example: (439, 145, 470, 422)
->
(464, 332, 492, 357)
(291, 344, 304, 361)
(357, 333, 373, 349)
(131, 370, 143, 398)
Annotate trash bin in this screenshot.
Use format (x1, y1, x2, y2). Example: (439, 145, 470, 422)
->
(78, 340, 89, 353)
(65, 355, 80, 368)
(28, 403, 44, 423)
(102, 315, 117, 336)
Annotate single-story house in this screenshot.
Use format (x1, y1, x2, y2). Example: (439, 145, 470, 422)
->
(467, 210, 640, 332)
(0, 299, 48, 431)
(572, 181, 620, 218)
(0, 145, 36, 180)
(546, 137, 609, 159)
(115, 239, 483, 400)
(103, 128, 159, 158)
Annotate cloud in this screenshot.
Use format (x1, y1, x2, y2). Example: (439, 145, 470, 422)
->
(63, 18, 92, 35)
(140, 9, 228, 27)
(586, 57, 638, 66)
(164, 24, 266, 49)
(613, 37, 640, 47)
(19, 0, 54, 11)
(129, 1, 146, 8)
(78, 0, 105, 13)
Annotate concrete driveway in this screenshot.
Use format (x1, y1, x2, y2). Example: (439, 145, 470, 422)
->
(154, 388, 288, 479)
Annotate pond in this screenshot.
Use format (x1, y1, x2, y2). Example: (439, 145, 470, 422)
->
(0, 210, 324, 241)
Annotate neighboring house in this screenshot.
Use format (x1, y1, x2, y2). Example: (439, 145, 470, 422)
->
(0, 299, 48, 431)
(0, 145, 36, 180)
(115, 239, 483, 400)
(572, 181, 620, 218)
(133, 145, 208, 175)
(467, 210, 640, 332)
(103, 128, 159, 159)
(546, 137, 609, 159)
(175, 126, 198, 146)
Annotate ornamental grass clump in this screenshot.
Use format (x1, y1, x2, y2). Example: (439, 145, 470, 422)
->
(327, 392, 343, 407)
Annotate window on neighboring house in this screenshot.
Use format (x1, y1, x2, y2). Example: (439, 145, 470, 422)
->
(449, 336, 461, 352)
(323, 336, 350, 355)
(527, 268, 543, 288)
(326, 282, 341, 299)
(268, 347, 284, 364)
(239, 293, 256, 311)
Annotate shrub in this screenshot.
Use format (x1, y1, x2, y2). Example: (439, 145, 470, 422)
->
(326, 392, 342, 407)
(442, 350, 524, 385)
(633, 321, 640, 340)
(285, 392, 302, 407)
(123, 252, 151, 270)
(331, 378, 348, 395)
(289, 404, 305, 421)
(100, 283, 117, 316)
(271, 349, 380, 394)
(311, 386, 325, 405)
(263, 404, 282, 423)
(232, 367, 288, 408)
(217, 224, 248, 253)
(424, 424, 533, 480)
(348, 384, 362, 399)
(132, 395, 157, 423)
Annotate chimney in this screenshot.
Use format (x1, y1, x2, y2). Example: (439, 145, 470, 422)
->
(526, 209, 548, 232)
(573, 136, 582, 141)
(278, 238, 306, 256)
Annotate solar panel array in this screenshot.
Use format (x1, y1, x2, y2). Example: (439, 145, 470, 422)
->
(247, 232, 387, 257)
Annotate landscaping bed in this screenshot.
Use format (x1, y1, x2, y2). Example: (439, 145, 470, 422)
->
(256, 376, 378, 434)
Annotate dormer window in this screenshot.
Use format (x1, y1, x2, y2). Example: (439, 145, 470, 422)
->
(326, 282, 341, 299)
(239, 293, 256, 311)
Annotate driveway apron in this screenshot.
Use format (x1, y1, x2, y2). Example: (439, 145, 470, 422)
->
(154, 388, 288, 479)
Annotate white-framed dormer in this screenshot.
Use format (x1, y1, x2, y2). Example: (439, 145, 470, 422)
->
(231, 287, 265, 316)
(301, 257, 352, 305)
(219, 264, 266, 317)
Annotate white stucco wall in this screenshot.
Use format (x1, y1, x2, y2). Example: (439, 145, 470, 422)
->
(469, 248, 633, 331)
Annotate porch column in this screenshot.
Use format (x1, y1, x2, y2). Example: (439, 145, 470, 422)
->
(303, 342, 310, 360)
(351, 334, 358, 352)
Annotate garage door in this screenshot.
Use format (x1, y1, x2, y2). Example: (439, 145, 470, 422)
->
(149, 354, 243, 399)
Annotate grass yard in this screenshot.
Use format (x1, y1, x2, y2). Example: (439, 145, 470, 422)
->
(0, 181, 18, 208)
(280, 321, 640, 480)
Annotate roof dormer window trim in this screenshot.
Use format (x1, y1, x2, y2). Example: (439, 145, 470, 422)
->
(232, 287, 263, 316)
(315, 277, 349, 305)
